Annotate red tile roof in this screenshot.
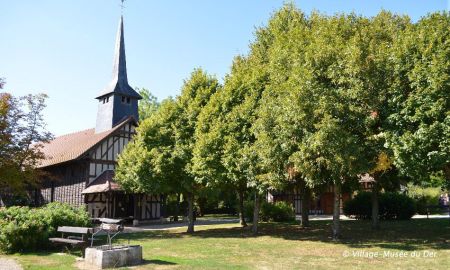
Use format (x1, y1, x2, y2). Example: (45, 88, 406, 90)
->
(37, 118, 133, 168)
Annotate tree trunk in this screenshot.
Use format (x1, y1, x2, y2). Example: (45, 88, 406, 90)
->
(174, 193, 180, 222)
(371, 180, 380, 230)
(301, 186, 311, 228)
(332, 183, 341, 240)
(186, 193, 195, 233)
(238, 189, 247, 227)
(252, 193, 261, 235)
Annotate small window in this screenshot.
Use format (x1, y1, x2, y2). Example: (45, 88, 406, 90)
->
(126, 97, 130, 104)
(106, 97, 109, 103)
(121, 96, 126, 103)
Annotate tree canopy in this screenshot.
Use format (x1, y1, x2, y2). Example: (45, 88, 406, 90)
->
(116, 68, 220, 232)
(387, 12, 450, 187)
(137, 88, 160, 121)
(0, 86, 52, 192)
(116, 5, 449, 238)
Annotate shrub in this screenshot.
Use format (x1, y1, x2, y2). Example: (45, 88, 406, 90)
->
(380, 192, 416, 220)
(343, 192, 372, 220)
(344, 192, 416, 220)
(244, 200, 295, 222)
(261, 201, 295, 222)
(0, 202, 91, 253)
(406, 185, 442, 214)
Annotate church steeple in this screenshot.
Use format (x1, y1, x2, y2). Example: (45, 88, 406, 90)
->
(95, 15, 141, 133)
(96, 16, 141, 100)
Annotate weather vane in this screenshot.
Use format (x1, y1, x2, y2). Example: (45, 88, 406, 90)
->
(120, 0, 126, 13)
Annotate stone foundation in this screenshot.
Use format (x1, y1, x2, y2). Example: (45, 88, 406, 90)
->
(84, 245, 142, 269)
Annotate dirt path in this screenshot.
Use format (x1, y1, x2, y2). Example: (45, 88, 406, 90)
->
(0, 258, 22, 270)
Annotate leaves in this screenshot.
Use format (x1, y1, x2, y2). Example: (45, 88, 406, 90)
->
(0, 91, 52, 192)
(116, 69, 220, 195)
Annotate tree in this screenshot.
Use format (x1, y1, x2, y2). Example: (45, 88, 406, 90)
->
(387, 12, 450, 189)
(116, 69, 220, 233)
(252, 5, 314, 228)
(193, 57, 257, 228)
(193, 17, 274, 233)
(115, 98, 180, 194)
(0, 83, 52, 193)
(333, 11, 411, 230)
(281, 12, 378, 240)
(137, 88, 160, 120)
(175, 69, 220, 233)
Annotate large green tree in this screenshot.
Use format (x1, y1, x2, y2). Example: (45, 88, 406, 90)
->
(280, 12, 378, 239)
(334, 11, 411, 229)
(116, 69, 220, 233)
(252, 5, 314, 227)
(387, 12, 450, 189)
(193, 8, 278, 232)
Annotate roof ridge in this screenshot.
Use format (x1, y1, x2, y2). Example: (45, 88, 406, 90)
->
(53, 127, 95, 139)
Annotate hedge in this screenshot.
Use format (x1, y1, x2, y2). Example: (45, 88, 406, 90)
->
(0, 202, 91, 253)
(344, 192, 416, 220)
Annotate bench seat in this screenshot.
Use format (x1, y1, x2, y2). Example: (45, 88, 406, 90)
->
(49, 237, 86, 245)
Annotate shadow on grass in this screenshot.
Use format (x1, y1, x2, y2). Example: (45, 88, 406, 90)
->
(117, 218, 450, 251)
(142, 259, 177, 266)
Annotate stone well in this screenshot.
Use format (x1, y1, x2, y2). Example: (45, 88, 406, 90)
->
(84, 245, 142, 269)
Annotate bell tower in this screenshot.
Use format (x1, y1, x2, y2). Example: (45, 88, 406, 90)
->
(95, 15, 142, 133)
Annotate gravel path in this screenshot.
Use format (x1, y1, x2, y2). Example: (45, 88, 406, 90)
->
(124, 217, 240, 233)
(0, 258, 22, 270)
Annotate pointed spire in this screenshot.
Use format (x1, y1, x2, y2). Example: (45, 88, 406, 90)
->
(112, 16, 128, 86)
(96, 16, 141, 100)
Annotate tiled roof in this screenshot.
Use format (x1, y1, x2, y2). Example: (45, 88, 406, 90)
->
(37, 118, 132, 168)
(82, 170, 122, 194)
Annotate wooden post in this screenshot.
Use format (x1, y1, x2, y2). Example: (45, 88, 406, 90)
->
(107, 192, 111, 218)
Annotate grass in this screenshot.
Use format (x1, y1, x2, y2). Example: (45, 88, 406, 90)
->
(2, 218, 449, 269)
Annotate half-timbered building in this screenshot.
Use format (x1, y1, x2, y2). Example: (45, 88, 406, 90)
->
(36, 16, 162, 221)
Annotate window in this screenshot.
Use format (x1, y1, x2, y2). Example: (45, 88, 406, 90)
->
(121, 96, 131, 104)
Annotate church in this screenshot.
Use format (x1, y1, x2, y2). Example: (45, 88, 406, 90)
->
(36, 16, 162, 221)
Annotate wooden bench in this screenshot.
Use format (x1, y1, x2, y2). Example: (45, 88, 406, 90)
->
(49, 226, 93, 256)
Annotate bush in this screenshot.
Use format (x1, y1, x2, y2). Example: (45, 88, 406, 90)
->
(406, 185, 442, 214)
(342, 192, 373, 220)
(244, 200, 295, 222)
(0, 202, 91, 253)
(344, 192, 416, 220)
(380, 192, 416, 220)
(261, 201, 295, 222)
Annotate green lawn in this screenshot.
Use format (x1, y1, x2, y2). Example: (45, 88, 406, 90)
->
(2, 218, 449, 269)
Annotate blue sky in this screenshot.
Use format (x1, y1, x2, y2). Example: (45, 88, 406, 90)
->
(0, 1, 447, 136)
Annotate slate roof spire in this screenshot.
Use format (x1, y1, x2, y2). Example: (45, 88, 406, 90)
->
(96, 16, 142, 100)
